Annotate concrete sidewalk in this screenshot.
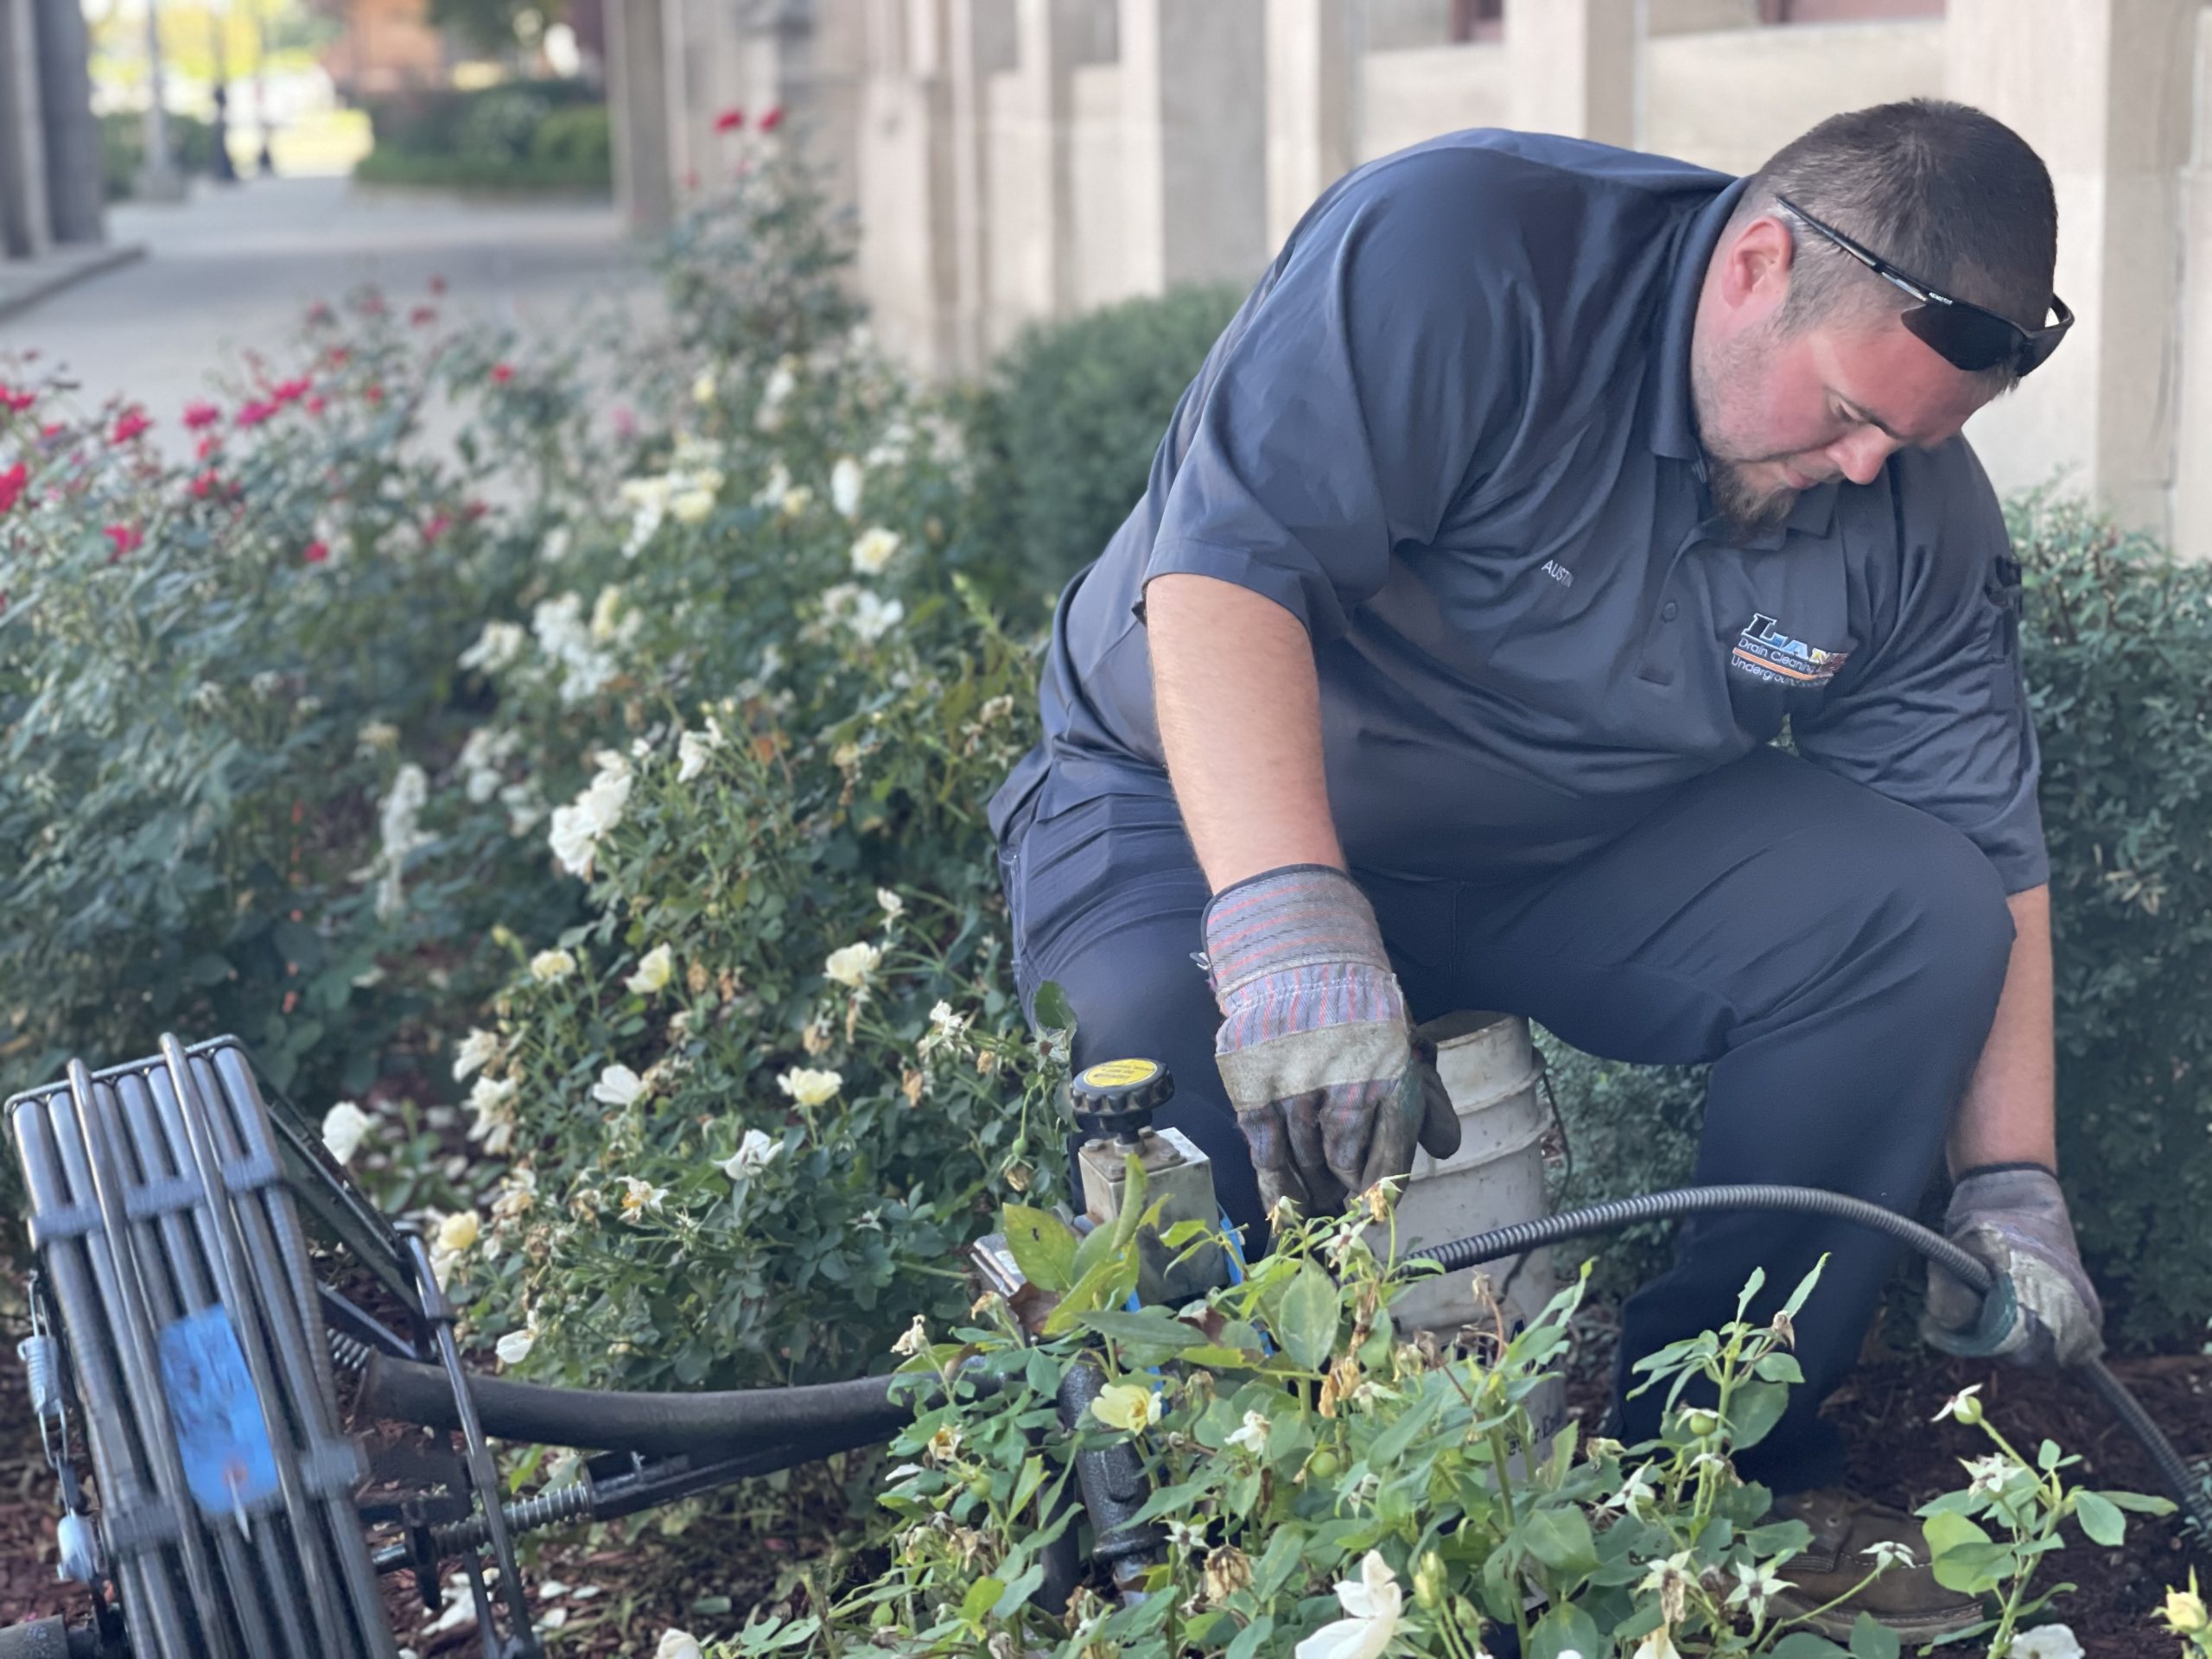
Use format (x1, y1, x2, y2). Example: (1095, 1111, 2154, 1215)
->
(0, 174, 663, 445)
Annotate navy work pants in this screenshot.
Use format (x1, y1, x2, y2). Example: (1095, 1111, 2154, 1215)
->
(995, 746, 2016, 1491)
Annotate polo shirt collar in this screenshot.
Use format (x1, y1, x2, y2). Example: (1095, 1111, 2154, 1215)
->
(1646, 174, 1839, 550)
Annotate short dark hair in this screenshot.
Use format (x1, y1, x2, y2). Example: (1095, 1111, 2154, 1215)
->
(1734, 99, 2057, 390)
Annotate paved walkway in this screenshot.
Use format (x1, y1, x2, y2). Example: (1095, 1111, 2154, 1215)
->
(0, 175, 663, 453)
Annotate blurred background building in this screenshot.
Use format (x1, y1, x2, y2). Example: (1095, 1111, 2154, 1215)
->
(1, 0, 108, 263)
(601, 0, 2212, 557)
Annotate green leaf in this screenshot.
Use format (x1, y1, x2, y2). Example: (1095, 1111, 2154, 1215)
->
(1736, 1265, 1768, 1317)
(1778, 1255, 1828, 1320)
(1033, 980, 1075, 1033)
(1922, 1510, 1993, 1558)
(1753, 1351, 1805, 1385)
(1224, 1615, 1274, 1659)
(1520, 1507, 1599, 1580)
(2073, 1488, 2125, 1547)
(992, 1561, 1044, 1618)
(1929, 1541, 2009, 1595)
(959, 1576, 1003, 1624)
(1770, 1632, 1851, 1659)
(1745, 1519, 1814, 1558)
(1001, 1205, 1078, 1293)
(1529, 1602, 1603, 1659)
(1728, 1378, 1789, 1451)
(1274, 1261, 1340, 1372)
(1075, 1311, 1205, 1350)
(2096, 1490, 2176, 1516)
(1849, 1611, 1902, 1659)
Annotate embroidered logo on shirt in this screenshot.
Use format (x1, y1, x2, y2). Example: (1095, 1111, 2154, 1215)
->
(1541, 560, 1573, 587)
(1729, 614, 1850, 686)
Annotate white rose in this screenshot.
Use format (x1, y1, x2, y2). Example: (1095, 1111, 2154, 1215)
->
(459, 620, 525, 674)
(691, 371, 716, 406)
(656, 1632, 703, 1659)
(626, 945, 674, 995)
(529, 948, 576, 983)
(494, 1326, 537, 1367)
(591, 1065, 645, 1108)
(849, 525, 902, 576)
(779, 486, 813, 518)
(452, 1027, 502, 1082)
(670, 489, 716, 525)
(677, 719, 725, 783)
(823, 942, 881, 988)
(436, 1211, 480, 1253)
(716, 1128, 785, 1180)
(778, 1068, 842, 1108)
(876, 887, 904, 919)
(321, 1101, 372, 1165)
(830, 455, 863, 520)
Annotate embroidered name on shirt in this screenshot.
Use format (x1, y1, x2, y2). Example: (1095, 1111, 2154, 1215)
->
(1729, 614, 1850, 686)
(1541, 560, 1573, 587)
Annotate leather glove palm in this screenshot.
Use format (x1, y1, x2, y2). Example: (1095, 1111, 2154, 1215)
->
(1204, 864, 1460, 1221)
(1923, 1164, 2103, 1370)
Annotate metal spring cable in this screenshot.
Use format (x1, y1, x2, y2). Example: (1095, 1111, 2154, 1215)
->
(370, 1480, 598, 1571)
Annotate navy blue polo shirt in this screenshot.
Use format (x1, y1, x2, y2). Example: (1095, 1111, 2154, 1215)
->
(988, 130, 2047, 893)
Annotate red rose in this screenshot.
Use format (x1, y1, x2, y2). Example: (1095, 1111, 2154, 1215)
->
(0, 461, 28, 512)
(237, 400, 276, 427)
(424, 512, 450, 543)
(105, 524, 142, 557)
(111, 410, 151, 444)
(490, 363, 514, 385)
(0, 385, 35, 414)
(365, 385, 385, 405)
(760, 106, 785, 131)
(189, 470, 221, 499)
(715, 108, 745, 131)
(183, 400, 220, 429)
(303, 541, 329, 563)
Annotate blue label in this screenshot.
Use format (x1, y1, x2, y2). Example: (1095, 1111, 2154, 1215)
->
(158, 1305, 280, 1517)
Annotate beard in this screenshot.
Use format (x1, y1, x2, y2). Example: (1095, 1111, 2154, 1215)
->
(1702, 453, 1798, 543)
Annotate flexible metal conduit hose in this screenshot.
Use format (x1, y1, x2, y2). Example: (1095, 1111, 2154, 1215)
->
(1407, 1183, 2212, 1543)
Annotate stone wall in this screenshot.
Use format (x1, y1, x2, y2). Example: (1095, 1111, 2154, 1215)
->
(609, 0, 2212, 556)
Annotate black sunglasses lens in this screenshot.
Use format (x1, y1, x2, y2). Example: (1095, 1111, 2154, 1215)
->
(1902, 305, 2019, 373)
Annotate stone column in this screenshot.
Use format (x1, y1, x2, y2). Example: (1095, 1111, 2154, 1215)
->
(945, 0, 1019, 372)
(856, 0, 963, 373)
(1504, 0, 1637, 147)
(1, 0, 54, 258)
(606, 0, 674, 235)
(1118, 0, 1268, 296)
(35, 0, 105, 245)
(1947, 0, 2198, 538)
(1265, 0, 1357, 251)
(2174, 10, 2212, 562)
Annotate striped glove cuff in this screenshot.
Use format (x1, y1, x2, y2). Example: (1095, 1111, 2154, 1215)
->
(1201, 864, 1392, 1002)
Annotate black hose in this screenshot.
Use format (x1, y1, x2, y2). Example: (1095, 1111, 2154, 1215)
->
(1406, 1183, 2212, 1543)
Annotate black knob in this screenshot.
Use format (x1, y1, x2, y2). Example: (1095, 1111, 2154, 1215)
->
(1067, 1058, 1174, 1144)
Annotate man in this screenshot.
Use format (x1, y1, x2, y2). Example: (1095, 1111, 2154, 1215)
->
(988, 101, 2101, 1634)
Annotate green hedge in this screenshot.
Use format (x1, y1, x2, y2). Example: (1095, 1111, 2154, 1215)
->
(966, 283, 1245, 601)
(353, 80, 610, 194)
(98, 110, 219, 201)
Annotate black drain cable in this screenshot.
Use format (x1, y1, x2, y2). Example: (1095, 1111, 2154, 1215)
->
(1407, 1183, 2212, 1544)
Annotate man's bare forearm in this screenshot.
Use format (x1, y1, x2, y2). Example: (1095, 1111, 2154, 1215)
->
(1147, 573, 1344, 892)
(1949, 884, 2058, 1174)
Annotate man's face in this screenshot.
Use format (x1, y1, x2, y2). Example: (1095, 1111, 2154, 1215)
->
(1689, 217, 1995, 540)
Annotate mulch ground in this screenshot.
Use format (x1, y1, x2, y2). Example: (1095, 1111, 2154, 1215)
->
(3, 1267, 2205, 1655)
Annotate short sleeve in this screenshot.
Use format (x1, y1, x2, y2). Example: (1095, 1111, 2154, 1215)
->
(1141, 151, 1518, 643)
(1793, 445, 2048, 893)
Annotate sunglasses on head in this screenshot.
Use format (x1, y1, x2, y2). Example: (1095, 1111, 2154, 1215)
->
(1774, 194, 2072, 378)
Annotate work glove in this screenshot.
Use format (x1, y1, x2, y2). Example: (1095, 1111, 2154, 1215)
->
(1923, 1163, 2104, 1370)
(1203, 864, 1461, 1222)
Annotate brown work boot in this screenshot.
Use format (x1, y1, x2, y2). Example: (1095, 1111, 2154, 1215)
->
(1763, 1486, 1984, 1642)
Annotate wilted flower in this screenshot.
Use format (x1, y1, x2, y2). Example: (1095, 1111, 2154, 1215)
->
(529, 948, 577, 983)
(1963, 1452, 2013, 1498)
(1164, 1517, 1208, 1554)
(716, 1128, 784, 1181)
(592, 1065, 644, 1109)
(321, 1101, 372, 1165)
(1934, 1383, 1984, 1426)
(849, 525, 902, 575)
(1630, 1629, 1681, 1659)
(453, 1027, 502, 1082)
(676, 719, 725, 783)
(1294, 1551, 1402, 1659)
(1726, 1560, 1791, 1618)
(1224, 1409, 1270, 1456)
(626, 944, 675, 995)
(1203, 1545, 1254, 1605)
(877, 887, 904, 919)
(891, 1314, 928, 1357)
(830, 455, 864, 519)
(2162, 1574, 2208, 1635)
(1090, 1382, 1160, 1434)
(778, 1067, 842, 1107)
(925, 1422, 962, 1464)
(490, 1167, 537, 1223)
(823, 942, 881, 988)
(618, 1176, 667, 1221)
(459, 620, 525, 674)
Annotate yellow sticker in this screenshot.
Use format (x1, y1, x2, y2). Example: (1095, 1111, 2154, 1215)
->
(1080, 1058, 1159, 1089)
